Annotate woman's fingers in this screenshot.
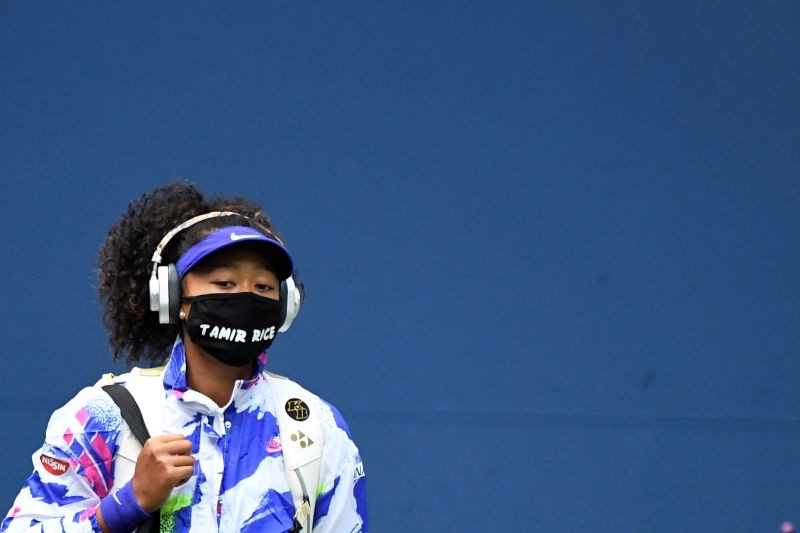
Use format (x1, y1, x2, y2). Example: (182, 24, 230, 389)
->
(156, 438, 193, 456)
(132, 435, 196, 511)
(168, 454, 196, 468)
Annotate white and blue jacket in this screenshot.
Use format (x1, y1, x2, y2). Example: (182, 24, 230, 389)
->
(1, 339, 368, 532)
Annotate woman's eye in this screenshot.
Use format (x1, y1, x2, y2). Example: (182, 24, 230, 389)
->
(214, 280, 234, 288)
(256, 284, 273, 292)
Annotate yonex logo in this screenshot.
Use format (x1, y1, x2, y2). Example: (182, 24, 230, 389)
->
(230, 232, 261, 241)
(290, 431, 314, 449)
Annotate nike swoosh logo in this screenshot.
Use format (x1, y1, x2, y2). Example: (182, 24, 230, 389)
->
(230, 232, 261, 241)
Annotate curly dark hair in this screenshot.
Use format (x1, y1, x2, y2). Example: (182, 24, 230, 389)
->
(97, 179, 301, 366)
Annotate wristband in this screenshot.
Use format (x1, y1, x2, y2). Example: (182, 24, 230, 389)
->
(99, 481, 151, 532)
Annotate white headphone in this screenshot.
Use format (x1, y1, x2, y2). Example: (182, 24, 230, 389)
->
(147, 211, 301, 330)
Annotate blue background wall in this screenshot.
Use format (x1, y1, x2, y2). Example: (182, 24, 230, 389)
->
(1, 2, 799, 531)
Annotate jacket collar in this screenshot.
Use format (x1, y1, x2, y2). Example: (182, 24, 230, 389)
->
(162, 337, 269, 398)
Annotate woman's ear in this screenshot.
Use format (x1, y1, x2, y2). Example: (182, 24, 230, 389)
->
(179, 276, 190, 321)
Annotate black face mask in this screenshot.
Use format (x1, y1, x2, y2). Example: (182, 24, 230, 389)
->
(182, 292, 283, 367)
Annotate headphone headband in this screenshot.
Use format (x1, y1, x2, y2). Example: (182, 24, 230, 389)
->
(150, 211, 284, 264)
(151, 211, 241, 265)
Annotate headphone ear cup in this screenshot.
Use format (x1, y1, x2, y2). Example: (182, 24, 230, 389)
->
(279, 276, 301, 333)
(167, 264, 181, 325)
(156, 265, 170, 324)
(156, 264, 181, 324)
(279, 280, 288, 327)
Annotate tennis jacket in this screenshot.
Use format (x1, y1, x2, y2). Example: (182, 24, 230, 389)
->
(1, 340, 367, 532)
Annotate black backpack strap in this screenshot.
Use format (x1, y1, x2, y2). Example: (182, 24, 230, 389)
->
(102, 384, 151, 444)
(102, 383, 161, 533)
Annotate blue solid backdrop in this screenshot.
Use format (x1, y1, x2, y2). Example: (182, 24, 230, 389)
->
(1, 2, 799, 531)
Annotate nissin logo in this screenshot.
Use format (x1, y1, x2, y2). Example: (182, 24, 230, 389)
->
(40, 454, 69, 476)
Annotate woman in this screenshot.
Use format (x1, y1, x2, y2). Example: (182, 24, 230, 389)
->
(1, 181, 367, 532)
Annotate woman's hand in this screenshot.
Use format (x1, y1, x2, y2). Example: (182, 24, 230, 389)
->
(130, 434, 196, 512)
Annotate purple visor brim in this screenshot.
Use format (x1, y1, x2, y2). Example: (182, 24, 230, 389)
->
(176, 225, 294, 280)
